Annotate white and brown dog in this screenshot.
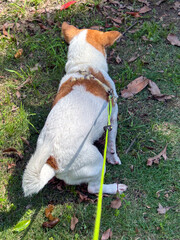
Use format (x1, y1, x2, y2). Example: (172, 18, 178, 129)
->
(22, 22, 127, 197)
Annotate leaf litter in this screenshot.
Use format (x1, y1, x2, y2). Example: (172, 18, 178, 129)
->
(157, 203, 171, 214)
(70, 215, 78, 231)
(101, 228, 113, 240)
(121, 77, 174, 101)
(42, 204, 60, 228)
(110, 198, 122, 209)
(147, 144, 168, 166)
(167, 34, 180, 47)
(2, 147, 23, 159)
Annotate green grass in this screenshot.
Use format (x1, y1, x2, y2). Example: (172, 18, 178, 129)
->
(0, 0, 180, 239)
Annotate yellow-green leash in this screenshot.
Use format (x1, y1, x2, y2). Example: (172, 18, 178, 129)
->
(93, 94, 113, 240)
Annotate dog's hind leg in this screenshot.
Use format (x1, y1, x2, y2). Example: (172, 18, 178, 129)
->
(107, 104, 121, 165)
(76, 144, 127, 195)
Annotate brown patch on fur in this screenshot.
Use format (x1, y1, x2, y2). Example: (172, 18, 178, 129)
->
(52, 73, 114, 107)
(86, 30, 122, 55)
(46, 156, 58, 170)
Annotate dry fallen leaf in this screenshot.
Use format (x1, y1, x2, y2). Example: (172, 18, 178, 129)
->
(121, 76, 149, 98)
(147, 144, 168, 166)
(14, 49, 23, 58)
(70, 215, 78, 231)
(128, 54, 139, 63)
(101, 228, 113, 240)
(21, 137, 30, 146)
(139, 6, 151, 14)
(42, 218, 60, 228)
(3, 25, 9, 37)
(110, 198, 122, 209)
(156, 0, 165, 6)
(45, 204, 54, 220)
(116, 55, 122, 64)
(8, 163, 16, 170)
(38, 23, 49, 30)
(173, 1, 180, 10)
(157, 203, 170, 214)
(148, 80, 161, 95)
(167, 33, 180, 47)
(43, 204, 60, 228)
(148, 80, 175, 101)
(16, 91, 21, 99)
(109, 17, 122, 24)
(2, 147, 23, 159)
(126, 12, 142, 18)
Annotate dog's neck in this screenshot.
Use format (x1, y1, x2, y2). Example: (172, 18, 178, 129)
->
(65, 30, 108, 74)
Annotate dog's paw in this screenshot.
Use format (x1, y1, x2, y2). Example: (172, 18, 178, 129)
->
(107, 152, 121, 165)
(117, 184, 127, 194)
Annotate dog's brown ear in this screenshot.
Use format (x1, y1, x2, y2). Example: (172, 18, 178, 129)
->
(62, 22, 80, 43)
(101, 31, 122, 47)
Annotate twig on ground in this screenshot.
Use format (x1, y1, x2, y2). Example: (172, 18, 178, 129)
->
(125, 134, 139, 154)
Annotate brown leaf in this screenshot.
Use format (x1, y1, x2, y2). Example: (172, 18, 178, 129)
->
(42, 218, 60, 228)
(109, 17, 122, 24)
(2, 25, 15, 39)
(148, 80, 161, 95)
(128, 54, 139, 63)
(8, 163, 16, 170)
(101, 228, 112, 240)
(3, 25, 9, 36)
(121, 76, 149, 98)
(70, 215, 78, 231)
(138, 0, 150, 6)
(14, 49, 23, 58)
(167, 33, 180, 47)
(148, 80, 175, 101)
(2, 147, 23, 159)
(147, 144, 168, 166)
(21, 137, 30, 146)
(139, 6, 151, 14)
(115, 55, 122, 64)
(142, 35, 149, 41)
(126, 12, 142, 18)
(156, 0, 165, 6)
(45, 204, 54, 219)
(157, 203, 170, 214)
(173, 2, 180, 10)
(110, 198, 122, 209)
(16, 91, 21, 99)
(38, 23, 49, 30)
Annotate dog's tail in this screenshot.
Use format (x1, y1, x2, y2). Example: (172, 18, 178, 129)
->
(22, 143, 55, 197)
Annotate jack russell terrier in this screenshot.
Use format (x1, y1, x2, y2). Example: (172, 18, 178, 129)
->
(22, 22, 127, 197)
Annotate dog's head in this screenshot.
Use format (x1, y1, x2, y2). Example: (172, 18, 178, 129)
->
(61, 22, 122, 56)
(62, 22, 122, 73)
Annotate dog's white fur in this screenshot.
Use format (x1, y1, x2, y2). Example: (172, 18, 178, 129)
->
(22, 23, 127, 197)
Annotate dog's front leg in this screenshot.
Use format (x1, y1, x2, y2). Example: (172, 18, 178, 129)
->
(107, 104, 121, 165)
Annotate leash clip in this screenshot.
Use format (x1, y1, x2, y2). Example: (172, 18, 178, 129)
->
(104, 125, 112, 132)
